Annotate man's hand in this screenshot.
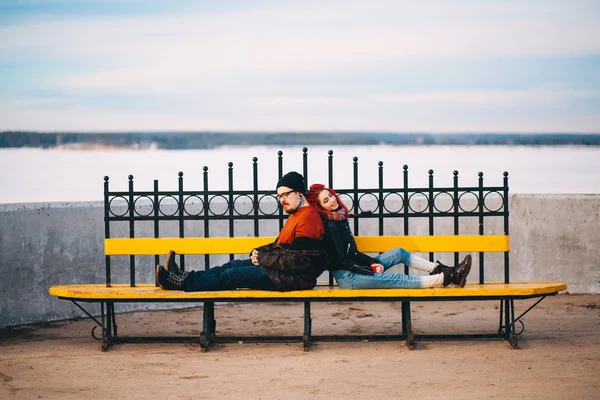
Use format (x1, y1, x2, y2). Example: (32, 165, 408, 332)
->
(251, 249, 260, 266)
(372, 263, 384, 274)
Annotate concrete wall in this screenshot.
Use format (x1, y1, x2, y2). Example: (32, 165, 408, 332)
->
(1, 194, 598, 328)
(510, 195, 600, 294)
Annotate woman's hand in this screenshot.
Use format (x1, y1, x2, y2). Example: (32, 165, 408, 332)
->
(251, 249, 260, 266)
(371, 263, 384, 274)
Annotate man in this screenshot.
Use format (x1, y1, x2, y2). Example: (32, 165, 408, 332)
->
(156, 171, 327, 291)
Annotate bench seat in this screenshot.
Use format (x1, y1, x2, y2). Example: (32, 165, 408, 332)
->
(50, 282, 566, 301)
(50, 234, 567, 350)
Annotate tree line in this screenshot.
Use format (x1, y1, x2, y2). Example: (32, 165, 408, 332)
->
(1, 131, 599, 149)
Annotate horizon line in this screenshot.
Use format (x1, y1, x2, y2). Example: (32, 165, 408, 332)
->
(3, 131, 600, 135)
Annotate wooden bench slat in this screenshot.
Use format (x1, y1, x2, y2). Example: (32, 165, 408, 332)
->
(105, 237, 275, 255)
(104, 235, 510, 255)
(49, 282, 566, 300)
(355, 235, 510, 252)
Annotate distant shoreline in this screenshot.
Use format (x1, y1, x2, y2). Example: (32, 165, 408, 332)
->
(2, 131, 600, 149)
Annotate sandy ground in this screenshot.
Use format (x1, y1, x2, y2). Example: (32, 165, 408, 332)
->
(1, 294, 599, 400)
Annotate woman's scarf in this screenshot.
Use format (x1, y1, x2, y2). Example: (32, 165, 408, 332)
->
(324, 208, 348, 222)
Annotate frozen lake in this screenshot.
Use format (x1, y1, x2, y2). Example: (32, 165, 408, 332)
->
(1, 145, 599, 204)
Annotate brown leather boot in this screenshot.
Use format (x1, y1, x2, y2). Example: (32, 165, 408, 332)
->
(439, 255, 472, 287)
(430, 261, 446, 276)
(156, 265, 188, 290)
(165, 250, 184, 275)
(453, 254, 472, 288)
(441, 265, 455, 287)
(431, 254, 472, 274)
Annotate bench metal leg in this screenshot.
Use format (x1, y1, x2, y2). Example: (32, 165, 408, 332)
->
(498, 300, 504, 335)
(200, 302, 214, 352)
(100, 302, 109, 351)
(512, 296, 546, 334)
(502, 300, 518, 349)
(108, 302, 118, 338)
(401, 301, 415, 350)
(303, 302, 312, 351)
(502, 297, 546, 349)
(70, 300, 113, 351)
(105, 302, 113, 350)
(209, 302, 216, 339)
(508, 300, 519, 348)
(100, 302, 117, 351)
(499, 299, 519, 349)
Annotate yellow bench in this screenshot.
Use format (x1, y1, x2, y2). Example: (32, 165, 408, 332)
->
(49, 235, 567, 351)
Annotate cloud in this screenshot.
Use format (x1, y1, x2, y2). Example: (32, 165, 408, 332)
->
(367, 89, 600, 108)
(2, 87, 598, 132)
(1, 1, 599, 95)
(0, 101, 241, 131)
(0, 0, 599, 131)
(250, 88, 600, 111)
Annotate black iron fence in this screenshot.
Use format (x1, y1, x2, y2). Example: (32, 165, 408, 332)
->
(104, 147, 509, 287)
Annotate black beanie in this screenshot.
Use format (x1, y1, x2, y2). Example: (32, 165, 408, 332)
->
(276, 171, 306, 194)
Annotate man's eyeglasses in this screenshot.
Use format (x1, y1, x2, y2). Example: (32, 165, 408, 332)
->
(276, 189, 295, 202)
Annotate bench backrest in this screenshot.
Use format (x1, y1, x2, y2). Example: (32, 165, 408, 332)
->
(105, 235, 510, 255)
(103, 149, 510, 287)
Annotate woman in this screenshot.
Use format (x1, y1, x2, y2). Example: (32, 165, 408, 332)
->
(306, 184, 471, 289)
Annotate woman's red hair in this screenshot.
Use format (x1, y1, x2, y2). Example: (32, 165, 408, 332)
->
(306, 183, 350, 220)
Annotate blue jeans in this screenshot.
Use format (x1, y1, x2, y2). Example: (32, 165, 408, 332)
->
(332, 248, 425, 289)
(182, 258, 277, 292)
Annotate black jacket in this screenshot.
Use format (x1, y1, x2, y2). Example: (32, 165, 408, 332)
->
(256, 238, 328, 291)
(324, 220, 377, 275)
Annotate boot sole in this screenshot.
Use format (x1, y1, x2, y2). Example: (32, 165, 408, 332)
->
(155, 264, 165, 290)
(456, 256, 472, 288)
(456, 264, 471, 288)
(165, 250, 175, 271)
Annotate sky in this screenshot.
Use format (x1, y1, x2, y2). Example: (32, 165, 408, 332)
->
(0, 0, 599, 133)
